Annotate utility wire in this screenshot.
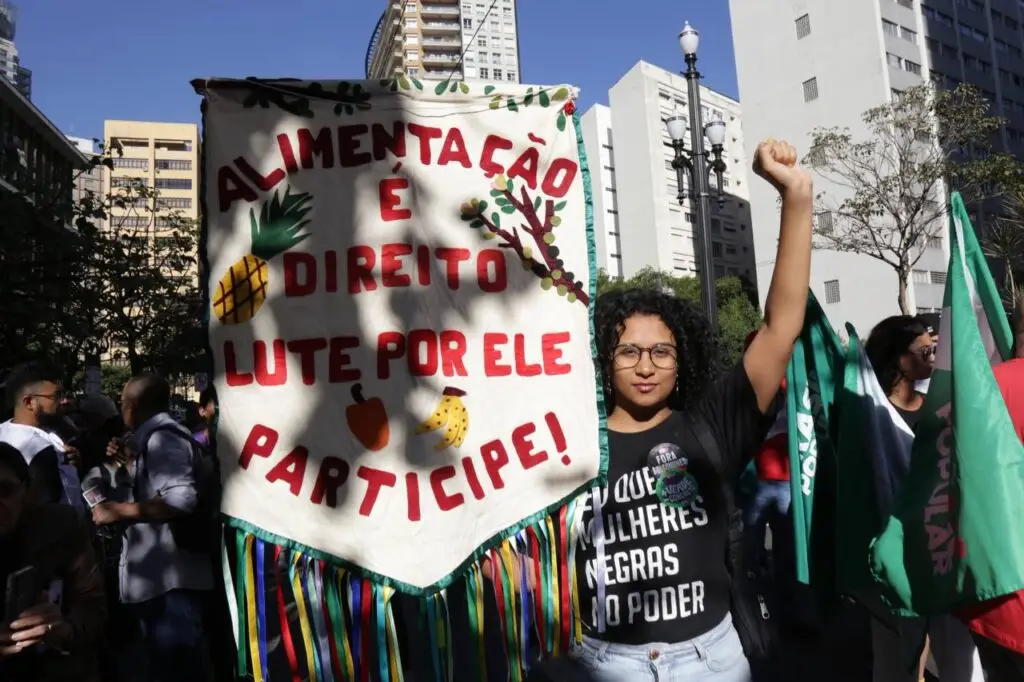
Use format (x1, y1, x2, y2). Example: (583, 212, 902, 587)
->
(442, 0, 500, 89)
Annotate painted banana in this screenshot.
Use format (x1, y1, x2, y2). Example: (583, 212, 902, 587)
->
(416, 387, 469, 450)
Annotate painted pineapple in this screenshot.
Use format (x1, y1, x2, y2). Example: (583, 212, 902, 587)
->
(212, 187, 313, 324)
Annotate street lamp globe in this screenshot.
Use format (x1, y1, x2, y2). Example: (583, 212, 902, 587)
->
(679, 22, 700, 56)
(705, 119, 727, 147)
(665, 115, 687, 142)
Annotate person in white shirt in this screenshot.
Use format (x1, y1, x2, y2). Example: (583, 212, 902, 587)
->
(0, 363, 83, 509)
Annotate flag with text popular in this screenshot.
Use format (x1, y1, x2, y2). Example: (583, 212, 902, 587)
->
(870, 192, 1024, 616)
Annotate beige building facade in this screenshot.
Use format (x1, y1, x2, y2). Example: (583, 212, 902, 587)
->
(102, 119, 199, 234)
(367, 0, 521, 84)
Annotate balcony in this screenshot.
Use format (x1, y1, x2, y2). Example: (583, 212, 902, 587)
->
(420, 5, 459, 17)
(422, 36, 461, 49)
(422, 69, 463, 80)
(422, 51, 460, 64)
(421, 20, 460, 33)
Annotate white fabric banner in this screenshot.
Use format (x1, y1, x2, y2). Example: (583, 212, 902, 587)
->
(200, 78, 603, 590)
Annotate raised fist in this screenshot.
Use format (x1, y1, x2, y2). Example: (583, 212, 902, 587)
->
(753, 138, 812, 197)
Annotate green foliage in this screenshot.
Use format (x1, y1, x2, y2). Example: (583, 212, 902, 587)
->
(806, 83, 1021, 313)
(70, 363, 133, 399)
(1, 145, 205, 382)
(595, 267, 762, 365)
(249, 187, 312, 260)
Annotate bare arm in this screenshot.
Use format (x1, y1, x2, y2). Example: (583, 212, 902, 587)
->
(742, 140, 814, 412)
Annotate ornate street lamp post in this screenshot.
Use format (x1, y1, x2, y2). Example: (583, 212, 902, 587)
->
(665, 21, 728, 330)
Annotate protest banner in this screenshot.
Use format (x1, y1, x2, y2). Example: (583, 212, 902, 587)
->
(195, 77, 607, 680)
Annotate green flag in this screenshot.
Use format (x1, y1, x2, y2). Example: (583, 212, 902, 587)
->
(870, 192, 1024, 615)
(833, 325, 915, 597)
(786, 292, 844, 584)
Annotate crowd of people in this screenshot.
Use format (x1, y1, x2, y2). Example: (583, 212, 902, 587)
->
(2, 138, 1023, 682)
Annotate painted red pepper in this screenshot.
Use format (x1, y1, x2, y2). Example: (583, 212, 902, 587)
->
(346, 383, 390, 451)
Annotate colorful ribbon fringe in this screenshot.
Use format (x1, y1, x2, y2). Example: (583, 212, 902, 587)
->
(228, 501, 581, 682)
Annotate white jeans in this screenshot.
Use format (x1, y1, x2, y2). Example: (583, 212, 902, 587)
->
(871, 615, 984, 682)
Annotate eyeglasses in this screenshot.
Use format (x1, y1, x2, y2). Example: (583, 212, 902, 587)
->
(612, 344, 678, 370)
(912, 344, 937, 360)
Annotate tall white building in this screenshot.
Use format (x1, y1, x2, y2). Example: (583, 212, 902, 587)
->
(580, 61, 756, 287)
(728, 0, 961, 332)
(0, 1, 30, 99)
(366, 0, 520, 84)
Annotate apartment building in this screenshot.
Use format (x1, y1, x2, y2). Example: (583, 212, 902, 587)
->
(102, 120, 199, 234)
(366, 0, 521, 83)
(580, 61, 756, 289)
(728, 0, 1021, 331)
(0, 1, 31, 99)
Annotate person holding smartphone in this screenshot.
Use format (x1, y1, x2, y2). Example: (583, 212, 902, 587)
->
(0, 442, 105, 682)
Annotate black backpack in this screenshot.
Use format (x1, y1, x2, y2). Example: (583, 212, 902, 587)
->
(137, 424, 220, 555)
(685, 413, 781, 661)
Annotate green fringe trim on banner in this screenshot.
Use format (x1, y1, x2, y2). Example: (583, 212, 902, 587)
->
(223, 499, 583, 682)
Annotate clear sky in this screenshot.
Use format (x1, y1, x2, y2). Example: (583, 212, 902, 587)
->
(17, 0, 739, 142)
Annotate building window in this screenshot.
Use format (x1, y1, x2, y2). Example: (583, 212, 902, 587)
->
(112, 157, 148, 170)
(927, 236, 943, 249)
(912, 269, 930, 284)
(477, 37, 486, 46)
(795, 14, 811, 39)
(892, 88, 905, 102)
(155, 178, 193, 190)
(684, 212, 694, 224)
(463, 18, 472, 28)
(156, 197, 193, 210)
(824, 279, 841, 304)
(803, 77, 819, 102)
(155, 159, 192, 171)
(814, 210, 835, 234)
(930, 271, 947, 285)
(887, 52, 902, 68)
(901, 26, 917, 43)
(882, 19, 899, 36)
(904, 59, 922, 75)
(712, 241, 723, 257)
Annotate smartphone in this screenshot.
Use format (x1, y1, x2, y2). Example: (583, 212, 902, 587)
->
(82, 485, 106, 509)
(5, 566, 37, 623)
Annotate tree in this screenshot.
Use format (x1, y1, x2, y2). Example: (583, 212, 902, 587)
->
(595, 268, 762, 365)
(984, 183, 1024, 311)
(76, 176, 205, 376)
(806, 83, 1020, 314)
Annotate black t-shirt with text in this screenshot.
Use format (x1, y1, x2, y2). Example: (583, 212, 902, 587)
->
(575, 364, 770, 645)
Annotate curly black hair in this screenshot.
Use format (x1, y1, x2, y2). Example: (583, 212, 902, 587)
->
(594, 288, 720, 411)
(865, 315, 929, 394)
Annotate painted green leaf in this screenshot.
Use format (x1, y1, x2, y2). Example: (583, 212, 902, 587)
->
(398, 76, 411, 90)
(489, 100, 501, 110)
(484, 85, 496, 95)
(434, 81, 448, 96)
(477, 200, 489, 213)
(524, 88, 534, 106)
(507, 98, 519, 112)
(490, 189, 503, 198)
(554, 201, 567, 211)
(459, 82, 470, 94)
(539, 90, 550, 107)
(556, 112, 566, 132)
(413, 79, 424, 90)
(491, 212, 501, 227)
(469, 219, 484, 228)
(551, 87, 570, 101)
(534, 196, 542, 210)
(450, 81, 458, 93)
(501, 205, 516, 214)
(506, 179, 515, 194)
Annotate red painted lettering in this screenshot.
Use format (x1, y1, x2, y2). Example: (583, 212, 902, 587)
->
(298, 127, 335, 169)
(347, 246, 377, 293)
(357, 466, 398, 516)
(381, 243, 413, 285)
(462, 456, 486, 500)
(283, 252, 317, 296)
(337, 124, 371, 167)
(408, 329, 439, 376)
(277, 133, 299, 174)
(238, 423, 278, 469)
(310, 456, 350, 507)
(287, 338, 327, 385)
(377, 331, 405, 380)
(480, 135, 513, 177)
(430, 465, 465, 511)
(514, 334, 542, 377)
(406, 472, 421, 522)
(372, 122, 406, 161)
(217, 165, 258, 213)
(483, 333, 512, 377)
(235, 157, 285, 192)
(542, 158, 579, 198)
(477, 250, 507, 293)
(512, 422, 548, 470)
(379, 177, 412, 222)
(224, 341, 254, 386)
(265, 446, 310, 496)
(328, 337, 361, 383)
(407, 123, 443, 164)
(439, 331, 468, 377)
(542, 332, 572, 375)
(480, 440, 510, 490)
(254, 340, 287, 386)
(435, 248, 471, 289)
(506, 147, 540, 189)
(438, 128, 472, 168)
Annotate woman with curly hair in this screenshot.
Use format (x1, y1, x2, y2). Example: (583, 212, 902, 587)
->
(566, 140, 813, 681)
